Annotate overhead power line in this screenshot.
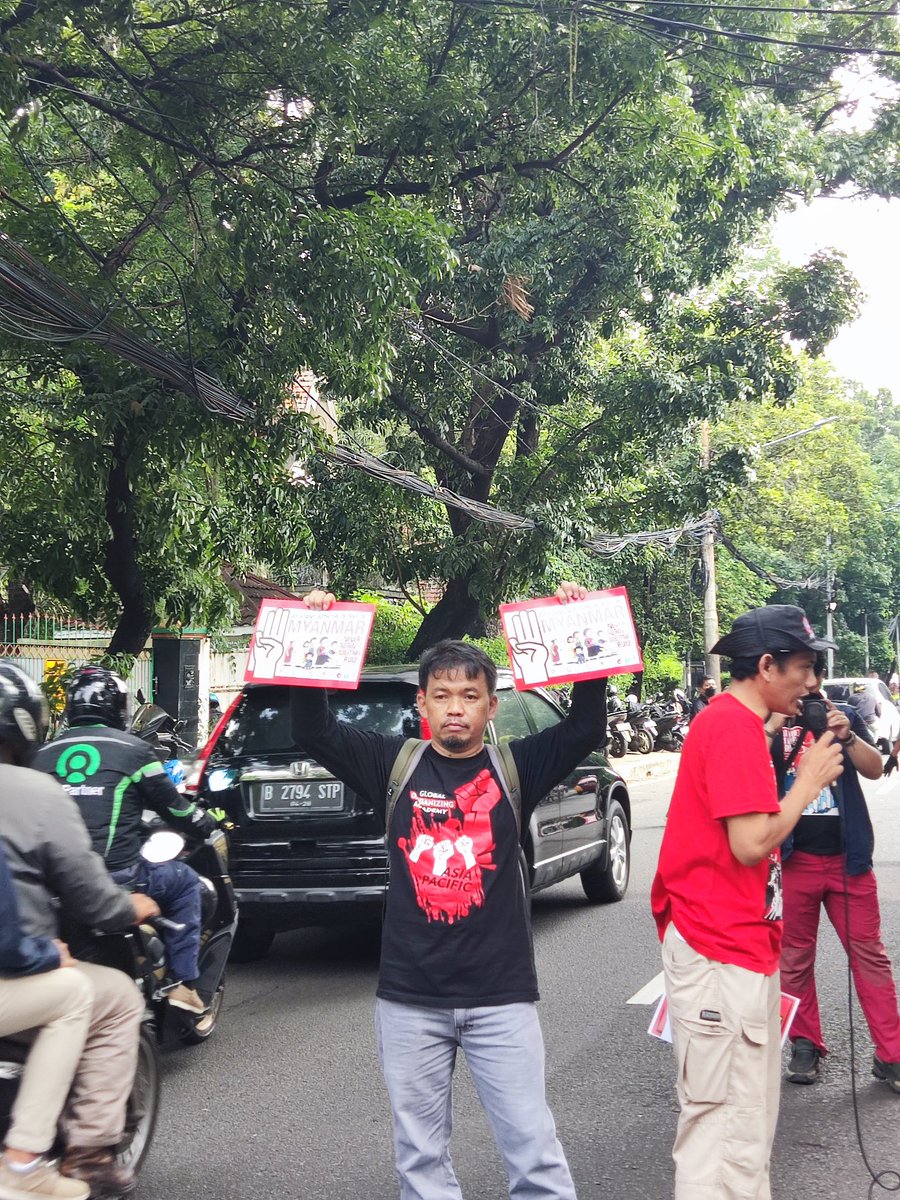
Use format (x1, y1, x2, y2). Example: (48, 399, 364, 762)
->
(452, 0, 900, 57)
(0, 233, 250, 420)
(0, 235, 828, 589)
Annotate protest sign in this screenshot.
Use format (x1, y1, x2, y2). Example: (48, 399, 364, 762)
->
(649, 992, 800, 1048)
(498, 586, 643, 690)
(245, 599, 376, 689)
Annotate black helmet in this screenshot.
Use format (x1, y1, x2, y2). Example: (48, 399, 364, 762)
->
(0, 660, 49, 766)
(66, 665, 128, 730)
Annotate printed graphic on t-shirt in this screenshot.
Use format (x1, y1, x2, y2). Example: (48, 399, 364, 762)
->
(764, 852, 783, 921)
(782, 726, 838, 817)
(397, 768, 502, 924)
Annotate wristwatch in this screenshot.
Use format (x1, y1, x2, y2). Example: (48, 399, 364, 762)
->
(837, 731, 857, 748)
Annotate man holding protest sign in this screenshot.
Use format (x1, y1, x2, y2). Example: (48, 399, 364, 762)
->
(289, 581, 607, 1200)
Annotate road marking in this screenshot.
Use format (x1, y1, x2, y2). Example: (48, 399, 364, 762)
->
(626, 971, 664, 1005)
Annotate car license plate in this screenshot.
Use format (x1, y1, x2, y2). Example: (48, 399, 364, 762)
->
(250, 781, 345, 814)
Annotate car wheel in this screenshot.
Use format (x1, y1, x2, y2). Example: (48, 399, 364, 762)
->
(581, 800, 630, 904)
(634, 729, 653, 755)
(180, 982, 225, 1045)
(229, 923, 276, 963)
(116, 1026, 160, 1173)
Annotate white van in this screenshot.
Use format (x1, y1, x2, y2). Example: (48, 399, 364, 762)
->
(823, 677, 900, 752)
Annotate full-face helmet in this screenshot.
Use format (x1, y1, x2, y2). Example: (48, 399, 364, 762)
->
(0, 660, 49, 766)
(66, 665, 128, 730)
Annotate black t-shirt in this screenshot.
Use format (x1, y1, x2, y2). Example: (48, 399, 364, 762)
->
(774, 706, 873, 857)
(290, 679, 606, 1007)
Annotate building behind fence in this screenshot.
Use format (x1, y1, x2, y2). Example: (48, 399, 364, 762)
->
(2, 614, 152, 704)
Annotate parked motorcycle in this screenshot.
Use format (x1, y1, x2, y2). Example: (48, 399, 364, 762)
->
(626, 704, 658, 755)
(606, 708, 635, 758)
(647, 698, 689, 750)
(132, 693, 193, 761)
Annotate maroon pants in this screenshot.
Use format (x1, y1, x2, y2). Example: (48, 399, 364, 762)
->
(781, 851, 900, 1062)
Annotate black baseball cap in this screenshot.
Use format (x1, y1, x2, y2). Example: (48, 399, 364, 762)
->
(711, 604, 837, 658)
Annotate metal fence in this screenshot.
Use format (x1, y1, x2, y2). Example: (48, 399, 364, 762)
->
(1, 614, 153, 708)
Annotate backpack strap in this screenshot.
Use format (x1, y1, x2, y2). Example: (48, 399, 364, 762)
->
(385, 738, 429, 835)
(485, 742, 522, 841)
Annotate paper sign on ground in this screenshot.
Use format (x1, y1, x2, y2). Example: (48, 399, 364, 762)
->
(245, 599, 376, 689)
(648, 992, 801, 1049)
(498, 587, 643, 690)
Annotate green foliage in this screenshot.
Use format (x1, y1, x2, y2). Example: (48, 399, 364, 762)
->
(463, 635, 511, 669)
(0, 1, 897, 656)
(354, 593, 423, 665)
(712, 359, 900, 674)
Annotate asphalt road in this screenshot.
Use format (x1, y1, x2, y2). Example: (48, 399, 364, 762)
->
(139, 771, 900, 1200)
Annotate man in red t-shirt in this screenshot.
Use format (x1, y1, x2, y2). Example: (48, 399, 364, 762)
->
(651, 605, 844, 1200)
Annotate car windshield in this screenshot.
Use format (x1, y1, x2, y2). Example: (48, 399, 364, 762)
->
(823, 683, 850, 703)
(217, 682, 421, 757)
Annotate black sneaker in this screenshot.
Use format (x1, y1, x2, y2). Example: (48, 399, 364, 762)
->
(872, 1056, 900, 1094)
(786, 1037, 820, 1084)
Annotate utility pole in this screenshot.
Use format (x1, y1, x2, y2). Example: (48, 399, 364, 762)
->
(825, 533, 836, 677)
(700, 420, 721, 687)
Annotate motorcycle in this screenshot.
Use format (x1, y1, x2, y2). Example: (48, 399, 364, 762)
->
(626, 703, 658, 755)
(0, 922, 162, 1177)
(647, 698, 689, 750)
(132, 827, 238, 1046)
(130, 696, 192, 768)
(606, 708, 635, 758)
(1, 827, 237, 1167)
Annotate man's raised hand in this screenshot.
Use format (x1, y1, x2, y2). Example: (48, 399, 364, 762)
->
(302, 588, 337, 611)
(554, 581, 588, 604)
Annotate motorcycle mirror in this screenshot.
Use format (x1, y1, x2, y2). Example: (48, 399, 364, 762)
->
(141, 830, 185, 864)
(136, 688, 146, 705)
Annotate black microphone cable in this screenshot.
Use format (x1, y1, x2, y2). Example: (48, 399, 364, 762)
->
(833, 770, 900, 1197)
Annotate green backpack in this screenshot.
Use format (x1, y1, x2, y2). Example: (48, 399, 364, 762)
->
(384, 738, 522, 841)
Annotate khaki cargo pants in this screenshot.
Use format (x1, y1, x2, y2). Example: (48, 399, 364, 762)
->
(0, 962, 143, 1153)
(662, 923, 781, 1200)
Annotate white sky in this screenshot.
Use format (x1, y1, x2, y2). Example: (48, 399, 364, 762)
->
(771, 193, 900, 401)
(769, 63, 900, 402)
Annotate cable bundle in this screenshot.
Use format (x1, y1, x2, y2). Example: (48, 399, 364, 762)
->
(0, 233, 251, 421)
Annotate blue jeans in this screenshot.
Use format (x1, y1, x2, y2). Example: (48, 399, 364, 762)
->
(374, 999, 577, 1200)
(111, 859, 201, 982)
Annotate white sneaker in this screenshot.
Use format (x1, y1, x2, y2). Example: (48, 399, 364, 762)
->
(0, 1157, 90, 1200)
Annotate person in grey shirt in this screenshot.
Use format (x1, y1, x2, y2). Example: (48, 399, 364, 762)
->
(0, 662, 158, 1199)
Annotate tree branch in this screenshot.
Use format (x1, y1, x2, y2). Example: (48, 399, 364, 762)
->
(390, 391, 490, 479)
(420, 307, 501, 350)
(100, 161, 208, 277)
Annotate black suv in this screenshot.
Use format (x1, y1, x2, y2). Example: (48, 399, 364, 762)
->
(193, 666, 631, 961)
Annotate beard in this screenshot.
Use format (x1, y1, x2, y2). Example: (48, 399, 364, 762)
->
(436, 731, 469, 753)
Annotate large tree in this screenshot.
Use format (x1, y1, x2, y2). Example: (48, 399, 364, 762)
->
(1, 1, 898, 653)
(292, 1, 900, 652)
(0, 0, 453, 650)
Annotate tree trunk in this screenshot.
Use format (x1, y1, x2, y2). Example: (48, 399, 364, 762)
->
(104, 425, 155, 658)
(407, 574, 486, 658)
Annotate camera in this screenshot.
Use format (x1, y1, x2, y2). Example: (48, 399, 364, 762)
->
(799, 696, 829, 738)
